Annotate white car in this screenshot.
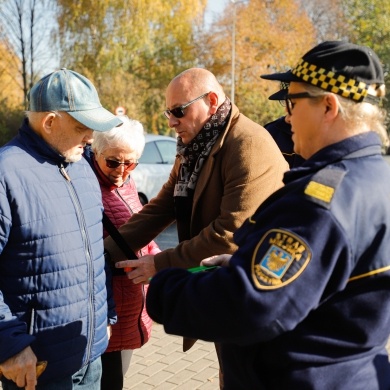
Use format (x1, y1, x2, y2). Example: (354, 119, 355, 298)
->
(132, 134, 177, 205)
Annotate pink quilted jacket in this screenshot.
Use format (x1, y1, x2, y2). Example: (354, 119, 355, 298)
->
(94, 160, 160, 351)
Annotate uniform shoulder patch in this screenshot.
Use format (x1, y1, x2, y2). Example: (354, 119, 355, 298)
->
(251, 229, 312, 290)
(304, 167, 346, 209)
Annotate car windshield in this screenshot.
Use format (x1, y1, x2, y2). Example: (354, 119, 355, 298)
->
(139, 139, 176, 164)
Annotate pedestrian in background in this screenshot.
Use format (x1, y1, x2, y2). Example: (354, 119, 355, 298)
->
(144, 41, 390, 389)
(108, 67, 288, 388)
(263, 81, 305, 168)
(85, 116, 159, 390)
(0, 69, 121, 389)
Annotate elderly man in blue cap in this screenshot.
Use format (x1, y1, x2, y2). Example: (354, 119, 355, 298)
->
(0, 69, 122, 390)
(143, 41, 390, 389)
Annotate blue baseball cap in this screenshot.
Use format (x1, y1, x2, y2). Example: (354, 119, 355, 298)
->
(28, 68, 123, 132)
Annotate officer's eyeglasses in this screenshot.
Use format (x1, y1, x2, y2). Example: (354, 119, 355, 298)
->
(283, 92, 319, 116)
(163, 92, 210, 119)
(102, 156, 138, 171)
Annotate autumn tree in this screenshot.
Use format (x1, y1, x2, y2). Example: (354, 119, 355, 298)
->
(0, 41, 24, 143)
(2, 0, 388, 144)
(56, 0, 207, 134)
(338, 0, 390, 121)
(0, 0, 57, 106)
(299, 0, 346, 42)
(199, 0, 316, 126)
(302, 0, 390, 132)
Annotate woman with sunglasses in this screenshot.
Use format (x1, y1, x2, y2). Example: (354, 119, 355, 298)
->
(85, 116, 160, 390)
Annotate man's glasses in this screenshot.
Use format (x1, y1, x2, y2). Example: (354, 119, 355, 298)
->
(102, 156, 138, 171)
(163, 92, 210, 119)
(282, 92, 319, 116)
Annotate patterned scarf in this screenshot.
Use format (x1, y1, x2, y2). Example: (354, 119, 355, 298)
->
(174, 97, 232, 197)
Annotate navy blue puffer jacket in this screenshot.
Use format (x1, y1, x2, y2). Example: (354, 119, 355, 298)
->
(0, 119, 110, 384)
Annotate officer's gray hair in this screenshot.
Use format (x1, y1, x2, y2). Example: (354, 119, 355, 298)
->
(302, 84, 388, 148)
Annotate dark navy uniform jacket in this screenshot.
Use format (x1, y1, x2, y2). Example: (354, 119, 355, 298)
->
(146, 131, 390, 389)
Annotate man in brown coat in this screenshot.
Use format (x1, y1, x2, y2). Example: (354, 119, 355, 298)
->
(107, 68, 287, 279)
(105, 67, 288, 386)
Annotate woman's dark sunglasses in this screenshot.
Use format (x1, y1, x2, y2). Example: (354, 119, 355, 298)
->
(163, 92, 210, 119)
(103, 156, 138, 171)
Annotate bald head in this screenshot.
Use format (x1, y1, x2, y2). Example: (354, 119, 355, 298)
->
(168, 68, 226, 106)
(165, 68, 228, 144)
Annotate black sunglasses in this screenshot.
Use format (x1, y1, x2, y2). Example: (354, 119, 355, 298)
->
(102, 156, 138, 171)
(283, 92, 319, 115)
(163, 92, 210, 119)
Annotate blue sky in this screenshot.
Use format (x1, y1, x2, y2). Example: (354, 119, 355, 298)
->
(205, 0, 229, 26)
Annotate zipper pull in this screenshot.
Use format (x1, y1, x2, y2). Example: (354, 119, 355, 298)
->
(59, 164, 71, 181)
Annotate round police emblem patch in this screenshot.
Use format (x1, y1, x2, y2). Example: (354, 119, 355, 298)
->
(251, 229, 311, 290)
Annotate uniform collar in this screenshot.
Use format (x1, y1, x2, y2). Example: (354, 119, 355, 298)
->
(284, 131, 382, 183)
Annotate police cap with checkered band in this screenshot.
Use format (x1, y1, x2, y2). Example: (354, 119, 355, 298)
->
(261, 41, 384, 104)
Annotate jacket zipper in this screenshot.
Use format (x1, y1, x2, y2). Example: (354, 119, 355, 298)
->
(59, 164, 95, 364)
(29, 308, 35, 335)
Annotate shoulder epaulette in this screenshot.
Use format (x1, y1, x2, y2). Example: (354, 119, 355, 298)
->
(304, 167, 346, 209)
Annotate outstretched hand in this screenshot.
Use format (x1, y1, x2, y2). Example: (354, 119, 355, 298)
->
(201, 254, 232, 268)
(116, 255, 157, 284)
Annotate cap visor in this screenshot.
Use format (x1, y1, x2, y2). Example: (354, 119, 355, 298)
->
(260, 70, 300, 82)
(268, 89, 288, 101)
(69, 108, 123, 132)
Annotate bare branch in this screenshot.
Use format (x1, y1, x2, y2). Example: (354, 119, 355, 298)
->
(0, 0, 58, 104)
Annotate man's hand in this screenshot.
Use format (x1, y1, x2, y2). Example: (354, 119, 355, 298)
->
(0, 346, 38, 389)
(201, 254, 232, 267)
(116, 255, 157, 284)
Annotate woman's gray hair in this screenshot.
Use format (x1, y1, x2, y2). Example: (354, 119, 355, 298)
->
(92, 116, 146, 159)
(302, 84, 389, 147)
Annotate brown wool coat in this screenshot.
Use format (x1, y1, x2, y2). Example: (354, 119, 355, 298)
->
(104, 105, 288, 270)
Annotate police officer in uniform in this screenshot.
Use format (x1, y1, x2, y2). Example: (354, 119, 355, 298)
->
(129, 41, 390, 389)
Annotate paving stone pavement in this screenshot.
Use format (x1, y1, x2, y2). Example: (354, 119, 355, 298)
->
(0, 322, 219, 390)
(1, 326, 388, 389)
(123, 322, 219, 389)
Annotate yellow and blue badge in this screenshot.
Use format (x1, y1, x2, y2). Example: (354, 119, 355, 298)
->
(251, 229, 312, 290)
